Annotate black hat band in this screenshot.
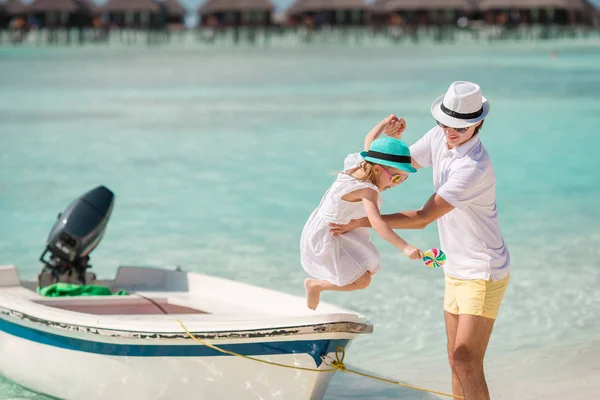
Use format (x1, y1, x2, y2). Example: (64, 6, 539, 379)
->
(441, 102, 483, 120)
(365, 150, 411, 164)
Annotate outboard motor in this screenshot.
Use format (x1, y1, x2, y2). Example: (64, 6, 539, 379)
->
(39, 185, 115, 287)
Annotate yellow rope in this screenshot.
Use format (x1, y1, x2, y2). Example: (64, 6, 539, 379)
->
(176, 319, 463, 399)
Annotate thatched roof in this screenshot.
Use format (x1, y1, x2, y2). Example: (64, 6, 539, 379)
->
(101, 0, 160, 13)
(288, 0, 368, 14)
(198, 0, 274, 14)
(372, 0, 475, 12)
(1, 0, 27, 14)
(27, 0, 78, 13)
(160, 0, 186, 16)
(478, 0, 588, 10)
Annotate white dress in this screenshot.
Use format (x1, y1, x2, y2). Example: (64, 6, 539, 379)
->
(300, 153, 382, 286)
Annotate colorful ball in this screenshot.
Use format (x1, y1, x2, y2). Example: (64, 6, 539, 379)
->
(422, 248, 446, 268)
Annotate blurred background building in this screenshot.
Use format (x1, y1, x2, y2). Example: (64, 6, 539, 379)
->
(1, 0, 599, 45)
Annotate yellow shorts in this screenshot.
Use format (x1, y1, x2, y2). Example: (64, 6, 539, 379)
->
(444, 273, 510, 320)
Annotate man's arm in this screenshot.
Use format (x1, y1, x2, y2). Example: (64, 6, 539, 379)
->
(408, 126, 437, 170)
(330, 193, 454, 234)
(382, 193, 454, 228)
(411, 157, 422, 170)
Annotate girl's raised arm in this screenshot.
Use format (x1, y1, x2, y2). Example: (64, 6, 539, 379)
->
(364, 115, 406, 151)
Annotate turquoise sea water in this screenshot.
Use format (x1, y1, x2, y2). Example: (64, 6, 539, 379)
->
(1, 40, 599, 399)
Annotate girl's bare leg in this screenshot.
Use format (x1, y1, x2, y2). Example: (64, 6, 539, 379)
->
(304, 272, 372, 310)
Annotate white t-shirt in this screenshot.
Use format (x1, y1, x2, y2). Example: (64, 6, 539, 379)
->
(410, 126, 510, 281)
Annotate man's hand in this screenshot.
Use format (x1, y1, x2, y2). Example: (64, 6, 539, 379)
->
(329, 219, 359, 236)
(383, 116, 406, 139)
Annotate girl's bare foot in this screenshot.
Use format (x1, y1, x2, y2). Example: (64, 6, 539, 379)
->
(304, 278, 321, 310)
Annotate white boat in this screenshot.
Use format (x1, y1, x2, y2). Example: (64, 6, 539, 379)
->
(0, 264, 372, 400)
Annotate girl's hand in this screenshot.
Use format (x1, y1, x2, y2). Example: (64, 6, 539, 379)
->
(403, 245, 423, 260)
(384, 117, 406, 139)
(365, 114, 402, 152)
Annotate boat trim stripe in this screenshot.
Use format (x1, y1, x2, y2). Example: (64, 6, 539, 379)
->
(0, 317, 348, 367)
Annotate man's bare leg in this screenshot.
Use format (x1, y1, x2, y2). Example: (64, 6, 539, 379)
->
(452, 314, 496, 400)
(304, 272, 372, 310)
(445, 311, 464, 398)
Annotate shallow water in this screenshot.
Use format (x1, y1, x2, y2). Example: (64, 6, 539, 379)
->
(1, 40, 599, 399)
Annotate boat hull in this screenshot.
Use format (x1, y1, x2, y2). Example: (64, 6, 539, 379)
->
(0, 316, 350, 400)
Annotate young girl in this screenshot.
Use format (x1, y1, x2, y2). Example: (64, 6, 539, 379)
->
(301, 115, 423, 310)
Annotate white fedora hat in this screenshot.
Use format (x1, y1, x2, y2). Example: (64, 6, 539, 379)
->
(431, 81, 490, 129)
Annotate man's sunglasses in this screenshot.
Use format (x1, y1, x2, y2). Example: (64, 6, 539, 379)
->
(437, 121, 469, 134)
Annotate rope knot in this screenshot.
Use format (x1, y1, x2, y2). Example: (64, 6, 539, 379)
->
(331, 361, 346, 372)
(329, 346, 347, 371)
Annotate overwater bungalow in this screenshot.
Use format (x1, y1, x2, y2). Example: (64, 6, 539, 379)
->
(0, 0, 27, 43)
(27, 0, 97, 29)
(197, 0, 274, 28)
(158, 0, 186, 27)
(477, 0, 592, 26)
(1, 0, 27, 27)
(286, 0, 370, 27)
(100, 0, 160, 28)
(371, 0, 476, 27)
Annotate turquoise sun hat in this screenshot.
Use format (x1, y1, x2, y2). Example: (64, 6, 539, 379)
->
(360, 137, 417, 173)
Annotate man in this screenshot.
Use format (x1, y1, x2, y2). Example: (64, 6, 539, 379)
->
(330, 81, 510, 400)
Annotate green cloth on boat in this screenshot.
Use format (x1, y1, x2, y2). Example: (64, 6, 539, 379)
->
(37, 282, 128, 297)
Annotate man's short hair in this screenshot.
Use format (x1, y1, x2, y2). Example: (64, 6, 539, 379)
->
(474, 120, 485, 136)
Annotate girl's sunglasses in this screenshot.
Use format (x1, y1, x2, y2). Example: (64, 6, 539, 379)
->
(437, 121, 469, 134)
(380, 166, 408, 184)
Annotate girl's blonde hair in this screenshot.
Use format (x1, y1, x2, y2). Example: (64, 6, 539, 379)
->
(340, 161, 379, 186)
